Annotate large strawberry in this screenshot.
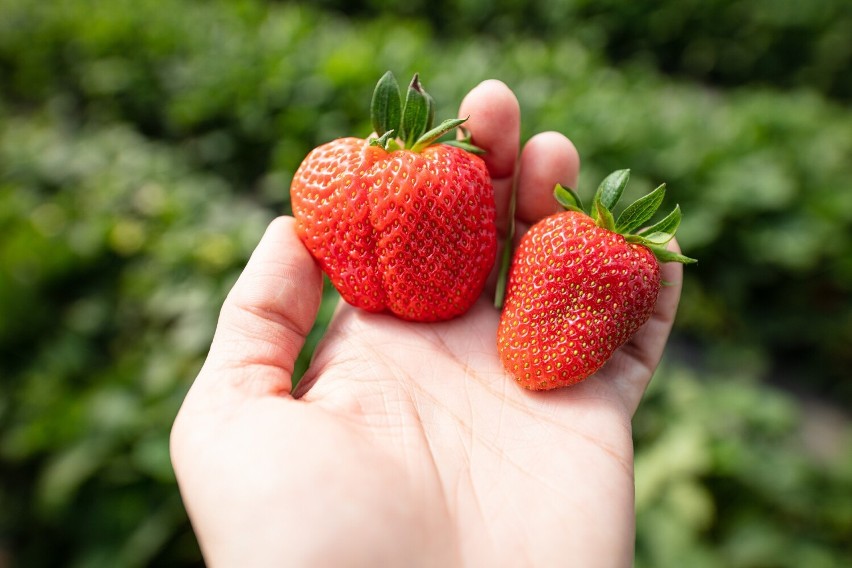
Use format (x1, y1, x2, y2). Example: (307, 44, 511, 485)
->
(497, 170, 695, 390)
(290, 72, 496, 322)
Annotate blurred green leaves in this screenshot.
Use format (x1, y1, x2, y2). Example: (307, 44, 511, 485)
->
(635, 363, 852, 568)
(1, 0, 851, 566)
(0, 114, 272, 564)
(314, 0, 852, 100)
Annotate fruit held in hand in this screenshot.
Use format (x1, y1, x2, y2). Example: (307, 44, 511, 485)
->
(290, 72, 497, 322)
(497, 170, 695, 390)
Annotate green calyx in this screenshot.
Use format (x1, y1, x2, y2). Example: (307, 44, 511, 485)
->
(554, 169, 697, 264)
(368, 71, 484, 154)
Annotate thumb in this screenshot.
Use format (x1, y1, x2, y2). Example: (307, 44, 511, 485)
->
(197, 215, 323, 397)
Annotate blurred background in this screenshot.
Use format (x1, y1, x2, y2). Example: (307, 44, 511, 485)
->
(1, 0, 851, 566)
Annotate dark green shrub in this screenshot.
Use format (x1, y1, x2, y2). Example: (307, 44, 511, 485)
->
(313, 0, 852, 100)
(1, 0, 850, 565)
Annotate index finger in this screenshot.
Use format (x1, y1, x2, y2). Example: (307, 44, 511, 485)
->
(458, 80, 521, 235)
(515, 131, 581, 230)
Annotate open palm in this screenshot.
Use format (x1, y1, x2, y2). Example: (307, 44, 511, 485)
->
(171, 81, 683, 568)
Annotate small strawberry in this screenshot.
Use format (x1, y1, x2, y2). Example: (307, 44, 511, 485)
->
(497, 170, 695, 390)
(290, 72, 496, 322)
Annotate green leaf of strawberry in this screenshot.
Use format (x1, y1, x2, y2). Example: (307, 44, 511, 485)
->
(639, 204, 681, 237)
(291, 72, 497, 322)
(371, 71, 401, 138)
(368, 72, 483, 155)
(595, 168, 630, 211)
(412, 117, 468, 152)
(553, 183, 585, 213)
(616, 182, 666, 233)
(497, 169, 695, 390)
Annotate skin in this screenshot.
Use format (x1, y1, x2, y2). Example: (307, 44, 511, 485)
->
(170, 80, 684, 568)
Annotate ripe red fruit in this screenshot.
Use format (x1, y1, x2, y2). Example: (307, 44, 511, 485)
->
(497, 170, 695, 390)
(290, 72, 496, 321)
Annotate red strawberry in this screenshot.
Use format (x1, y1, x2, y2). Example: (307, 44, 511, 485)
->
(497, 170, 695, 390)
(290, 72, 496, 321)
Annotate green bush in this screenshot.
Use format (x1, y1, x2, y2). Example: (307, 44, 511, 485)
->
(315, 0, 852, 100)
(634, 362, 852, 567)
(1, 0, 851, 565)
(0, 114, 273, 565)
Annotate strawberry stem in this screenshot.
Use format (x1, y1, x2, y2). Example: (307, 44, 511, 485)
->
(494, 158, 521, 309)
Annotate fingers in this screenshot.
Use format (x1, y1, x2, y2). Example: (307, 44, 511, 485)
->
(458, 79, 520, 178)
(458, 81, 583, 240)
(459, 81, 581, 303)
(608, 239, 684, 415)
(458, 80, 520, 235)
(197, 216, 323, 397)
(515, 131, 580, 232)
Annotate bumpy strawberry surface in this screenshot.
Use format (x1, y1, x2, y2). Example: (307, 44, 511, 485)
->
(497, 212, 660, 389)
(291, 137, 496, 322)
(496, 169, 694, 390)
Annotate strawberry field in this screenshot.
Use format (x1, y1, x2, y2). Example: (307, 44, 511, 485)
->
(1, 0, 851, 566)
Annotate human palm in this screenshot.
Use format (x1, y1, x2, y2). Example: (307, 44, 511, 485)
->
(171, 81, 683, 568)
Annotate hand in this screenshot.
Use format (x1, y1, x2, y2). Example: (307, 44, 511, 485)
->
(170, 81, 684, 568)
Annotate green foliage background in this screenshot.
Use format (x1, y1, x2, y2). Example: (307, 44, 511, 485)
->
(1, 0, 850, 566)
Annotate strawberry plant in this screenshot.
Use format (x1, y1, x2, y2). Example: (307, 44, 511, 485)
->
(498, 169, 695, 390)
(290, 71, 497, 321)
